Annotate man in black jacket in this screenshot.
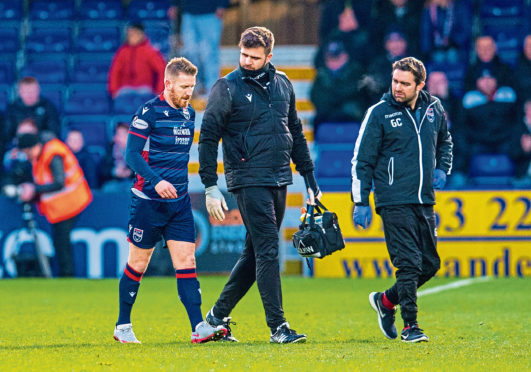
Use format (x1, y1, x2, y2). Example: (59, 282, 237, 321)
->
(199, 26, 321, 344)
(351, 57, 452, 343)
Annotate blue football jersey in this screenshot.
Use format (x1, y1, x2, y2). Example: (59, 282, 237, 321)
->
(128, 93, 195, 201)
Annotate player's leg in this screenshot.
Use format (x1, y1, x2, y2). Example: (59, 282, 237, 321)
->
(417, 205, 440, 289)
(114, 195, 161, 344)
(164, 195, 226, 343)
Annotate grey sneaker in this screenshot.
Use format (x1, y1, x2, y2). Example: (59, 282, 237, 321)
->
(191, 321, 227, 344)
(270, 322, 307, 344)
(114, 323, 141, 344)
(206, 309, 239, 342)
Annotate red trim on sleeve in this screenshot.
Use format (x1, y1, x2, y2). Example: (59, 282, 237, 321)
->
(129, 131, 148, 140)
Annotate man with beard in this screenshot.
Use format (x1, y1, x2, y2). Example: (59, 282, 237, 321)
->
(113, 57, 227, 344)
(198, 26, 321, 343)
(351, 57, 453, 342)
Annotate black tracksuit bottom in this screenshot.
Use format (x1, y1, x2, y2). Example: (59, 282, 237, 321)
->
(212, 186, 287, 332)
(378, 204, 440, 326)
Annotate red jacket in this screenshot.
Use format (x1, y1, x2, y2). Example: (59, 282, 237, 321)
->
(108, 38, 166, 97)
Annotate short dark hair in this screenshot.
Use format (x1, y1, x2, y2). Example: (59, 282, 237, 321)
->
(165, 57, 198, 78)
(392, 57, 426, 85)
(127, 21, 144, 32)
(239, 26, 275, 55)
(18, 76, 39, 85)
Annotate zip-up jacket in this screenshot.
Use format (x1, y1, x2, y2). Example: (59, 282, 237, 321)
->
(199, 64, 314, 191)
(351, 90, 453, 208)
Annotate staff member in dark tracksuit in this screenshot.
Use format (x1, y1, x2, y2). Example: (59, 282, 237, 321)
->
(351, 57, 453, 343)
(199, 26, 321, 344)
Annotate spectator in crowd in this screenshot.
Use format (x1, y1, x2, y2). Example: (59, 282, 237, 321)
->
(316, 0, 372, 68)
(370, 0, 424, 55)
(170, 0, 229, 97)
(361, 30, 409, 103)
(514, 99, 531, 185)
(108, 22, 166, 99)
(426, 70, 458, 129)
(5, 77, 60, 143)
(515, 34, 531, 103)
(420, 0, 472, 64)
(464, 35, 515, 92)
(17, 133, 93, 277)
(453, 69, 520, 179)
(100, 122, 134, 193)
(310, 40, 366, 132)
(65, 129, 99, 189)
(2, 118, 39, 186)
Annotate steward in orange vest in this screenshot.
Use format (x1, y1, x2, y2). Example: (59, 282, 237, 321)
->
(31, 138, 92, 223)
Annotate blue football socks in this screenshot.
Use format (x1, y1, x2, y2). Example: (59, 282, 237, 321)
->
(176, 268, 203, 331)
(117, 263, 143, 325)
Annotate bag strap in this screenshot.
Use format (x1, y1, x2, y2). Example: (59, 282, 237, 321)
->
(315, 199, 328, 211)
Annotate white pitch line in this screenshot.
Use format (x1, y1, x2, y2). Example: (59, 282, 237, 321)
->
(418, 276, 493, 297)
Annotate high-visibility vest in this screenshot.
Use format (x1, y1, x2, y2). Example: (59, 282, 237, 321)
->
(33, 139, 93, 224)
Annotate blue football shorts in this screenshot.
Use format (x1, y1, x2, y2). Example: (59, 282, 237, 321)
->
(127, 193, 196, 248)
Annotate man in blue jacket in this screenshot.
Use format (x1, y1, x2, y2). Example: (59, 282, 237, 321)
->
(351, 57, 453, 343)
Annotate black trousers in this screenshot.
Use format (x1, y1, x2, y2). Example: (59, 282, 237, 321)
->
(52, 216, 76, 277)
(213, 186, 287, 332)
(379, 204, 440, 325)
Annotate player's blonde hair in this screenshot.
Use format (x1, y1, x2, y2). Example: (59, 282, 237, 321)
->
(165, 57, 197, 79)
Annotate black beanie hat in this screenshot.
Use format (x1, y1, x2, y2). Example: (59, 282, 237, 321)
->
(17, 133, 40, 149)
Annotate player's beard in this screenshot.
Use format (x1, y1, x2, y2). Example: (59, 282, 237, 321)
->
(168, 88, 190, 109)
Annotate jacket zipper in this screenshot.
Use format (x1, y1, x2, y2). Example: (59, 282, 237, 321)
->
(404, 100, 437, 204)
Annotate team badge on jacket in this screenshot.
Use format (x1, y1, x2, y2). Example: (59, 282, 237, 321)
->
(426, 107, 434, 123)
(182, 107, 190, 120)
(133, 228, 143, 242)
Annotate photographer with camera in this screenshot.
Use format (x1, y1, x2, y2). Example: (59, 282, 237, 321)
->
(15, 133, 93, 277)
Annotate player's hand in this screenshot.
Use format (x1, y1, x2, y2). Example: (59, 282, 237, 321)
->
(155, 180, 177, 199)
(205, 185, 228, 221)
(353, 205, 372, 229)
(433, 169, 447, 189)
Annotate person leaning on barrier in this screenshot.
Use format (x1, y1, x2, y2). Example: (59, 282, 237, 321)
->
(17, 132, 93, 277)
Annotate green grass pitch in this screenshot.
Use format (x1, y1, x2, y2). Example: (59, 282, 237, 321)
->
(0, 276, 529, 371)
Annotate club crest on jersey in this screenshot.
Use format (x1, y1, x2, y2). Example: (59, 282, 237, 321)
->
(246, 93, 252, 102)
(426, 107, 435, 123)
(182, 107, 190, 120)
(132, 116, 149, 130)
(133, 228, 143, 242)
(164, 110, 169, 117)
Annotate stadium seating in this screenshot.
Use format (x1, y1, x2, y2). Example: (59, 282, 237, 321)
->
(144, 21, 171, 55)
(315, 149, 353, 191)
(427, 61, 467, 98)
(315, 122, 360, 146)
(70, 59, 112, 84)
(0, 61, 15, 84)
(127, 0, 170, 21)
(63, 115, 109, 148)
(21, 59, 68, 85)
(76, 26, 121, 53)
(0, 27, 20, 54)
(64, 88, 111, 115)
(25, 27, 72, 54)
(29, 0, 75, 21)
(40, 84, 64, 112)
(468, 154, 515, 187)
(112, 92, 155, 115)
(0, 86, 9, 111)
(79, 0, 124, 21)
(0, 0, 22, 21)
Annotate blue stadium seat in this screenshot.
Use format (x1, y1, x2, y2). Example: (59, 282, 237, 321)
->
(40, 84, 64, 112)
(76, 26, 121, 53)
(484, 24, 525, 67)
(21, 59, 68, 84)
(113, 92, 155, 114)
(29, 0, 75, 21)
(316, 149, 353, 179)
(0, 27, 19, 53)
(0, 85, 10, 111)
(71, 60, 111, 84)
(63, 115, 109, 148)
(315, 122, 361, 145)
(480, 0, 525, 18)
(26, 27, 71, 53)
(65, 90, 111, 115)
(127, 0, 170, 20)
(0, 0, 22, 21)
(468, 154, 515, 187)
(0, 61, 15, 84)
(427, 61, 467, 98)
(144, 21, 171, 55)
(79, 0, 124, 20)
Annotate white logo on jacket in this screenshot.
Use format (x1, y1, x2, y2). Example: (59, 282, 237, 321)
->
(132, 117, 149, 130)
(246, 94, 252, 102)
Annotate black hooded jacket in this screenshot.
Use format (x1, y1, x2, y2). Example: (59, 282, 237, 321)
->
(199, 64, 314, 191)
(351, 90, 453, 208)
